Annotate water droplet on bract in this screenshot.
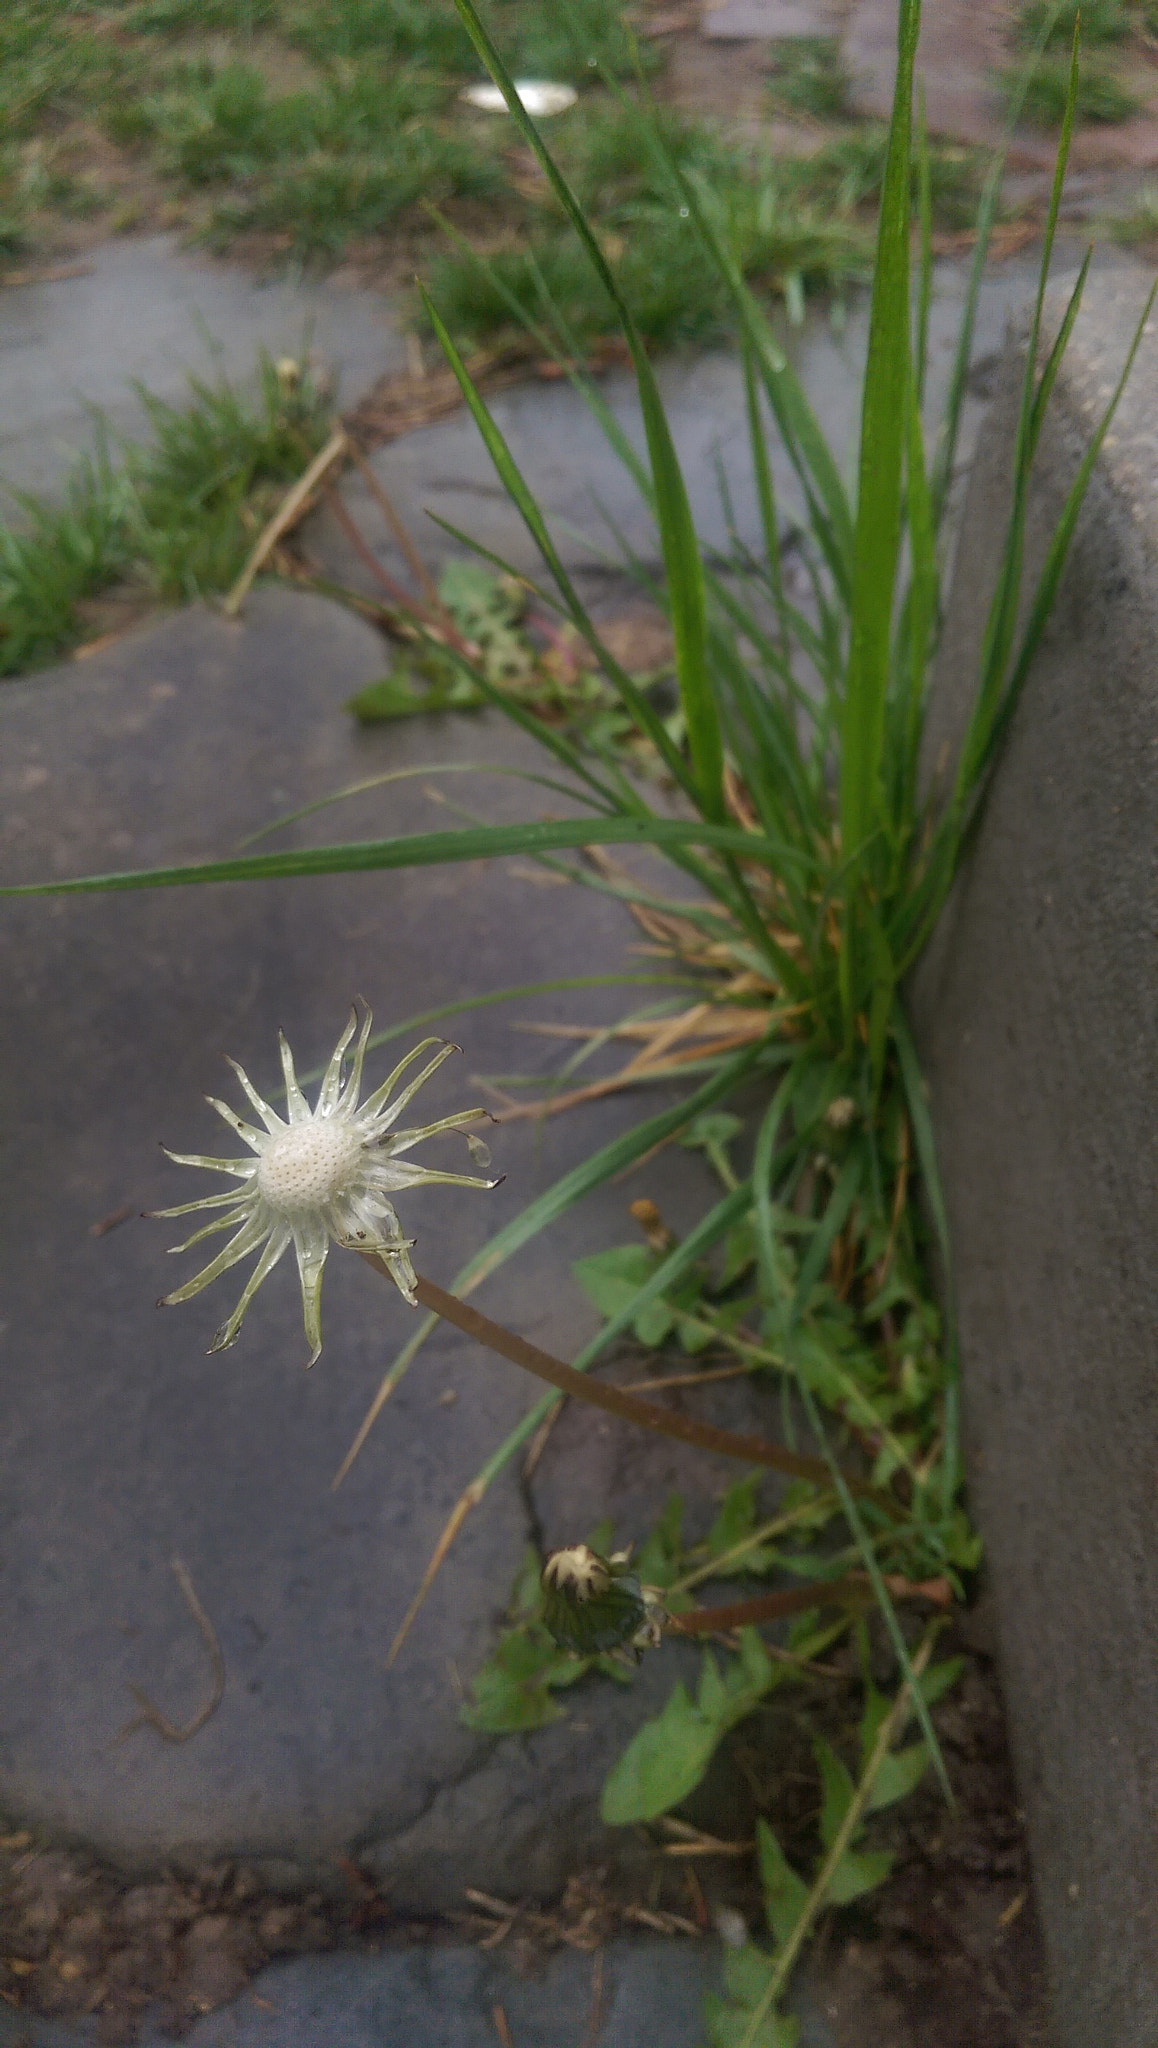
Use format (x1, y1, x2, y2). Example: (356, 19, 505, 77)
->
(466, 1132, 492, 1169)
(679, 205, 690, 218)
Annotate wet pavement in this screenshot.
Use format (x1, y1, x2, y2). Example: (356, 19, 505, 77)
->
(0, 235, 403, 502)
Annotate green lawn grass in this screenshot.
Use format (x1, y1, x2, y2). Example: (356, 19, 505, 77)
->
(0, 0, 651, 268)
(1002, 47, 1142, 125)
(765, 35, 853, 120)
(0, 0, 994, 355)
(1014, 0, 1133, 47)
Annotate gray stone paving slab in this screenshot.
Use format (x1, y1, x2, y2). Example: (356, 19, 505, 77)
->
(0, 234, 403, 501)
(0, 583, 755, 1903)
(701, 0, 841, 37)
(0, 1940, 840, 2048)
(303, 255, 1052, 600)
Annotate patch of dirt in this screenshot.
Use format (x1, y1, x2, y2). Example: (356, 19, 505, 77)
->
(0, 1607, 1055, 2046)
(700, 1605, 1057, 2048)
(0, 1848, 341, 2044)
(801, 1646, 1055, 2047)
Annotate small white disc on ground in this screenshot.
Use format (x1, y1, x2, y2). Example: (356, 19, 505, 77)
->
(460, 79, 579, 116)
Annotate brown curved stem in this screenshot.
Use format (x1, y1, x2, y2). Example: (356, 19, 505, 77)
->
(407, 1270, 895, 1512)
(670, 1572, 953, 1635)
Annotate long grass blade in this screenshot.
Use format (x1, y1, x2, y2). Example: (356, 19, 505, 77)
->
(789, 1142, 864, 1323)
(446, 0, 725, 824)
(674, 175, 855, 603)
(420, 288, 697, 797)
(741, 333, 792, 661)
(797, 1379, 953, 1806)
(838, 0, 919, 864)
(238, 761, 616, 850)
(0, 813, 806, 899)
(966, 277, 1158, 806)
(961, 25, 1081, 762)
(927, 0, 1061, 524)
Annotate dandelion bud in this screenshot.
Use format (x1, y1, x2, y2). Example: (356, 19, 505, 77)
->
(541, 1545, 667, 1657)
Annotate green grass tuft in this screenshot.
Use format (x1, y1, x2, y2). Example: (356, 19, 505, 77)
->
(765, 36, 853, 120)
(1105, 182, 1158, 240)
(126, 354, 334, 600)
(805, 124, 987, 228)
(0, 351, 334, 672)
(1002, 50, 1141, 126)
(1014, 0, 1132, 46)
(0, 443, 137, 676)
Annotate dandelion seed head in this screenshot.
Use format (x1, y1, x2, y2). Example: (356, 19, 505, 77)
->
(257, 1120, 362, 1213)
(153, 1005, 498, 1366)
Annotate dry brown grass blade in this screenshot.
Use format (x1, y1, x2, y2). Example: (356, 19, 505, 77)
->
(332, 1323, 436, 1489)
(321, 482, 422, 613)
(614, 1362, 751, 1394)
(385, 1481, 485, 1669)
(521, 1395, 564, 1479)
(487, 1034, 770, 1123)
(659, 1819, 752, 1857)
(876, 1108, 911, 1290)
(518, 1012, 769, 1045)
(341, 346, 531, 447)
(223, 426, 348, 616)
(620, 1000, 714, 1068)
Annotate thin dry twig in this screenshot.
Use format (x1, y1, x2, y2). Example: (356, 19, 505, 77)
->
(343, 438, 445, 613)
(223, 426, 348, 616)
(659, 1820, 753, 1858)
(622, 1904, 702, 1937)
(117, 1558, 225, 1745)
(321, 483, 421, 614)
(614, 1362, 751, 1394)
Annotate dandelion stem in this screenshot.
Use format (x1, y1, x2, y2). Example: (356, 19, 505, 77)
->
(374, 1264, 891, 1508)
(670, 1572, 950, 1635)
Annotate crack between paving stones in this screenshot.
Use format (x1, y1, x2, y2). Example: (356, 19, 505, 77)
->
(349, 1475, 549, 1867)
(351, 1732, 509, 1867)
